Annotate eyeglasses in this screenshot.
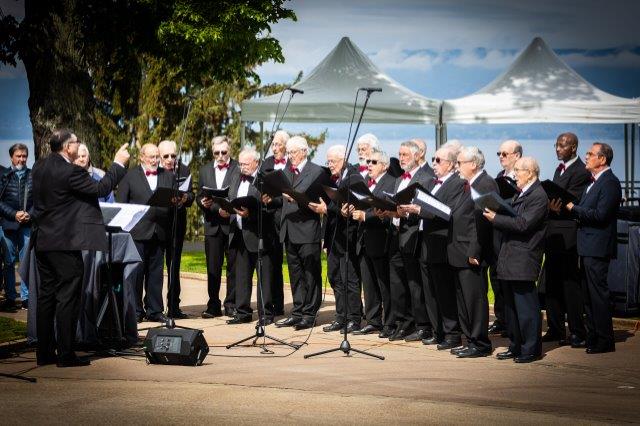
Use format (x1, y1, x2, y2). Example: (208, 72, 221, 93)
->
(585, 151, 602, 158)
(366, 159, 379, 165)
(286, 149, 302, 156)
(325, 159, 340, 165)
(432, 157, 448, 164)
(497, 151, 513, 158)
(456, 160, 473, 166)
(162, 154, 177, 159)
(513, 167, 530, 173)
(213, 150, 228, 156)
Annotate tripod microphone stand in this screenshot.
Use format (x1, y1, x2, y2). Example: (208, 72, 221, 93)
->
(305, 88, 384, 360)
(226, 88, 302, 353)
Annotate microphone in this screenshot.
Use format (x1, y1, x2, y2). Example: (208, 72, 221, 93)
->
(359, 87, 382, 92)
(287, 87, 304, 94)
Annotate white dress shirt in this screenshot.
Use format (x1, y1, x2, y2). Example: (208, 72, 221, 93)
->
(586, 167, 609, 193)
(236, 171, 257, 230)
(214, 162, 229, 189)
(143, 166, 158, 191)
(393, 166, 420, 227)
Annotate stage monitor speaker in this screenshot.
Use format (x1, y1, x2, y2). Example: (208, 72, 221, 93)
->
(143, 327, 209, 366)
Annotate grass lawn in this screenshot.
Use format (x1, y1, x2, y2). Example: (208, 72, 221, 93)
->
(0, 316, 27, 344)
(180, 251, 495, 303)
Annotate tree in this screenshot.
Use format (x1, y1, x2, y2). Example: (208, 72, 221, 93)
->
(0, 0, 296, 159)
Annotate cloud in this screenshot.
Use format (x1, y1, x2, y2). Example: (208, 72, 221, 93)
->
(0, 61, 26, 79)
(369, 45, 438, 71)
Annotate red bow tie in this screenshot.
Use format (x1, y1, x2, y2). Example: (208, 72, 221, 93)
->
(434, 178, 443, 185)
(145, 170, 157, 176)
(331, 174, 340, 183)
(590, 176, 596, 183)
(401, 172, 412, 180)
(463, 181, 470, 192)
(240, 174, 253, 183)
(290, 166, 300, 175)
(217, 163, 229, 171)
(274, 158, 286, 165)
(367, 178, 376, 187)
(359, 165, 368, 172)
(557, 163, 565, 172)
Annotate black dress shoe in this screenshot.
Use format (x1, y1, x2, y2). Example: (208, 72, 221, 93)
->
(488, 322, 505, 335)
(389, 328, 413, 341)
(275, 317, 301, 328)
(422, 336, 441, 345)
(586, 345, 615, 354)
(294, 319, 314, 330)
(226, 316, 252, 325)
(201, 309, 222, 319)
(541, 332, 563, 343)
(496, 350, 517, 360)
(168, 310, 189, 319)
(450, 345, 468, 355)
(147, 313, 170, 323)
(136, 313, 146, 323)
(404, 329, 431, 342)
(514, 354, 539, 363)
(564, 334, 586, 348)
(353, 325, 382, 335)
(457, 347, 490, 358)
(345, 321, 361, 333)
(56, 355, 91, 368)
(437, 340, 461, 350)
(224, 307, 236, 317)
(322, 321, 344, 332)
(378, 327, 396, 338)
(36, 352, 57, 366)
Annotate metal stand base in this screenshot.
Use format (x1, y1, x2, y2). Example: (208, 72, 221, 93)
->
(0, 373, 37, 383)
(304, 336, 385, 360)
(226, 324, 301, 354)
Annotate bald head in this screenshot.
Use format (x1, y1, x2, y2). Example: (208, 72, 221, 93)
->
(498, 139, 523, 172)
(158, 140, 177, 170)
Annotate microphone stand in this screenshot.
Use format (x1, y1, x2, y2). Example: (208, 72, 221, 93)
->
(226, 88, 301, 353)
(305, 89, 384, 360)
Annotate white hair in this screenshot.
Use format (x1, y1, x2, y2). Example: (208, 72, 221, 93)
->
(436, 147, 457, 163)
(357, 133, 379, 150)
(400, 140, 420, 155)
(442, 139, 463, 156)
(77, 143, 89, 157)
(286, 136, 309, 153)
(371, 149, 389, 165)
(327, 144, 346, 158)
(459, 146, 485, 169)
(273, 130, 290, 143)
(239, 146, 261, 161)
(212, 135, 231, 147)
(158, 140, 177, 152)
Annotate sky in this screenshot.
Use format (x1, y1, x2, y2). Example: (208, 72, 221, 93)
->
(1, 0, 639, 176)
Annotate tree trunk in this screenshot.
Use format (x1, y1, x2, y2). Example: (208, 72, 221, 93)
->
(21, 0, 100, 160)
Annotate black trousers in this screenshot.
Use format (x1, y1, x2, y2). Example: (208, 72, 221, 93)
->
(502, 280, 542, 357)
(286, 241, 322, 321)
(204, 233, 236, 313)
(545, 250, 585, 339)
(359, 252, 391, 328)
(231, 233, 274, 320)
(403, 252, 429, 331)
(165, 224, 185, 314)
(36, 250, 84, 358)
(327, 249, 362, 323)
(489, 265, 505, 327)
(427, 263, 460, 342)
(581, 256, 615, 350)
(388, 230, 410, 329)
(133, 239, 165, 317)
(454, 266, 491, 351)
(270, 219, 285, 315)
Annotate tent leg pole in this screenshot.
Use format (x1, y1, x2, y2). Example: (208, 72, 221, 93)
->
(624, 124, 629, 198)
(632, 123, 636, 198)
(260, 121, 264, 150)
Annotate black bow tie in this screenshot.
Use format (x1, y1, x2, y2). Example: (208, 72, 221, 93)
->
(240, 175, 254, 183)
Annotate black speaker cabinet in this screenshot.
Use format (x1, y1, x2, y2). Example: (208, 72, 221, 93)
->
(607, 220, 640, 315)
(143, 327, 209, 366)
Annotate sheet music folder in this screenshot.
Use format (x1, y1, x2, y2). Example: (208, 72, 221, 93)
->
(146, 187, 177, 208)
(100, 202, 149, 232)
(541, 180, 578, 204)
(471, 189, 517, 217)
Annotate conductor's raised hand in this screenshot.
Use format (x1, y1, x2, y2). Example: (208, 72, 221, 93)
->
(115, 144, 131, 166)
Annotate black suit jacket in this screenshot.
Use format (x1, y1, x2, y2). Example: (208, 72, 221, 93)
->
(32, 153, 126, 251)
(395, 167, 433, 255)
(279, 161, 325, 244)
(492, 180, 549, 282)
(115, 165, 173, 241)
(471, 170, 499, 265)
(419, 174, 464, 264)
(166, 162, 195, 236)
(356, 172, 395, 257)
(572, 169, 621, 258)
(324, 165, 362, 255)
(197, 160, 239, 236)
(545, 157, 591, 252)
(260, 156, 288, 223)
(448, 176, 481, 268)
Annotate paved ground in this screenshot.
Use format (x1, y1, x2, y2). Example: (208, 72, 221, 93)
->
(1, 275, 639, 424)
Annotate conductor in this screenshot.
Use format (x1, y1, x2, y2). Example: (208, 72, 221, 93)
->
(32, 129, 129, 367)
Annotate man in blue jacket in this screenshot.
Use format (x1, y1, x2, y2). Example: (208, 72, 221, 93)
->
(0, 143, 33, 311)
(566, 142, 621, 354)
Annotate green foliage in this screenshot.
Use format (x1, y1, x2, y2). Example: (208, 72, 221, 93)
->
(0, 316, 27, 344)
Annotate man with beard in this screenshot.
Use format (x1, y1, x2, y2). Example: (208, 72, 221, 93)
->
(355, 133, 379, 178)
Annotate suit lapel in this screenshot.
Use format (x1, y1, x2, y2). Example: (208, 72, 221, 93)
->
(293, 163, 311, 189)
(137, 166, 153, 196)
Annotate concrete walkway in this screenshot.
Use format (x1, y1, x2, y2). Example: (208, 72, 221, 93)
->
(1, 276, 638, 424)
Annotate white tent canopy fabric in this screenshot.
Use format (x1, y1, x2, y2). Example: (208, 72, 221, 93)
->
(442, 37, 640, 124)
(241, 37, 441, 124)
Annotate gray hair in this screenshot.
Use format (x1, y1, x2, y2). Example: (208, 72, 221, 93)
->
(273, 130, 290, 144)
(371, 148, 389, 165)
(357, 133, 379, 150)
(327, 144, 346, 158)
(286, 135, 309, 153)
(501, 139, 523, 157)
(239, 146, 261, 161)
(516, 156, 540, 178)
(400, 140, 420, 155)
(158, 140, 177, 152)
(442, 139, 462, 157)
(435, 147, 457, 163)
(212, 135, 231, 147)
(459, 146, 485, 169)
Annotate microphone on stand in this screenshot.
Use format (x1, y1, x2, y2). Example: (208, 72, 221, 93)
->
(287, 87, 304, 94)
(359, 87, 382, 92)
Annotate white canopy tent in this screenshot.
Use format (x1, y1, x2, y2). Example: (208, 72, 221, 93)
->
(441, 37, 640, 195)
(241, 37, 441, 125)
